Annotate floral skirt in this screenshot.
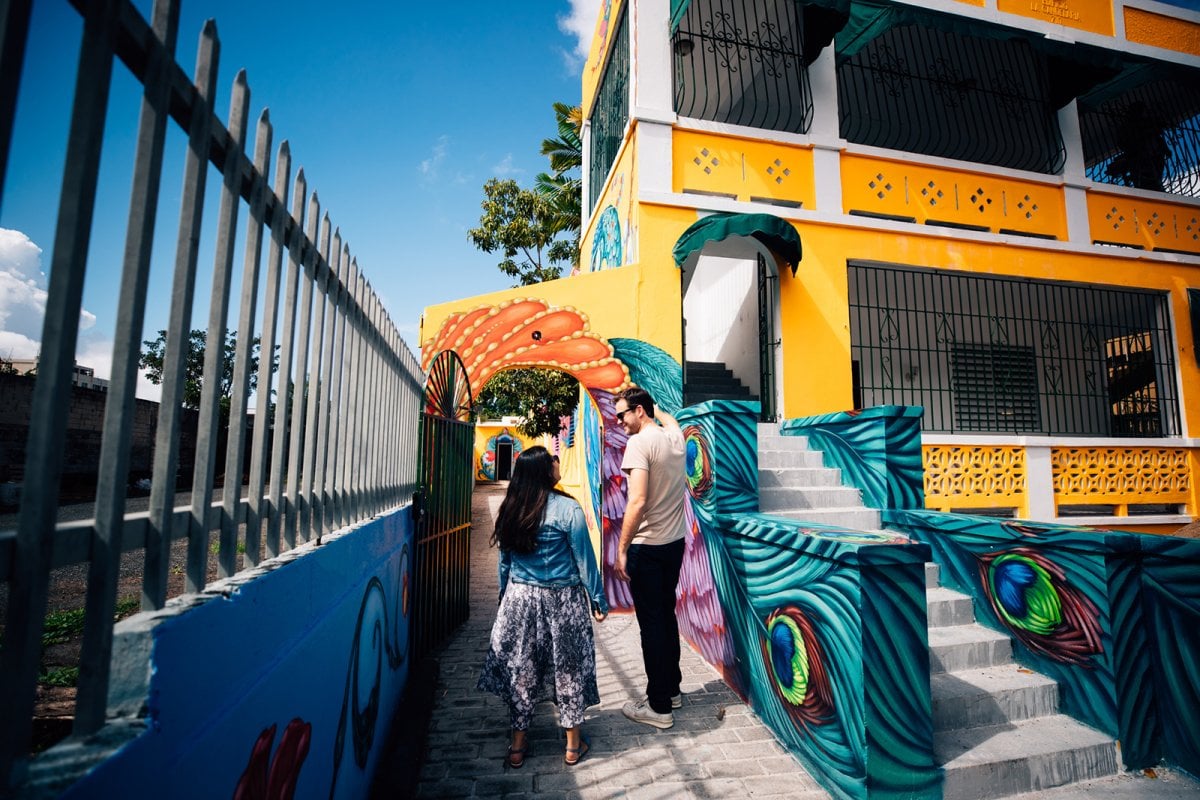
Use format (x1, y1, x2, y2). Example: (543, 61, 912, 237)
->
(477, 582, 600, 730)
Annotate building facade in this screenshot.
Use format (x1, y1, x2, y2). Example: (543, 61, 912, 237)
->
(575, 0, 1200, 532)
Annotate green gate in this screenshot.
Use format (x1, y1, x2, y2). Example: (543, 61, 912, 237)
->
(412, 352, 475, 658)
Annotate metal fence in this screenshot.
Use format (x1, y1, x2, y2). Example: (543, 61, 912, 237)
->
(672, 0, 813, 135)
(0, 0, 423, 788)
(588, 2, 628, 213)
(1079, 67, 1200, 199)
(848, 263, 1181, 438)
(837, 24, 1065, 175)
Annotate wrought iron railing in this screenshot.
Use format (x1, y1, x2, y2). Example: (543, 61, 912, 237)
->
(1079, 68, 1200, 198)
(0, 0, 423, 788)
(838, 24, 1065, 174)
(588, 3, 629, 213)
(673, 0, 813, 135)
(848, 263, 1180, 437)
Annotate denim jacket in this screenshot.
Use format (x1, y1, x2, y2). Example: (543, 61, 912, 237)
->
(498, 492, 608, 614)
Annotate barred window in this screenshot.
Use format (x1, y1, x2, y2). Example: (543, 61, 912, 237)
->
(588, 6, 629, 213)
(848, 263, 1180, 437)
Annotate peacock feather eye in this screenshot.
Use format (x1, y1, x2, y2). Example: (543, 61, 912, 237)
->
(989, 554, 1062, 636)
(767, 612, 810, 705)
(683, 425, 713, 500)
(978, 547, 1103, 665)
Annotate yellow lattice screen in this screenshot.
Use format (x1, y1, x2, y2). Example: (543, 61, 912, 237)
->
(841, 154, 1066, 239)
(1086, 191, 1200, 254)
(1051, 447, 1192, 515)
(923, 446, 1028, 514)
(673, 129, 814, 207)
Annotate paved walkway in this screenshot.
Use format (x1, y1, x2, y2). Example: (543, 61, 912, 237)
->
(411, 485, 1200, 800)
(413, 484, 830, 799)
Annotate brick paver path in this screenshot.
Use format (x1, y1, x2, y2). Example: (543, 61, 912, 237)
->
(414, 484, 830, 799)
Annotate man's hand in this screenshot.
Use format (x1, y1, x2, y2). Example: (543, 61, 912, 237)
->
(614, 548, 630, 582)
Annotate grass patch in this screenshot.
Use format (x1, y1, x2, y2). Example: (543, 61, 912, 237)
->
(41, 597, 141, 647)
(40, 666, 79, 687)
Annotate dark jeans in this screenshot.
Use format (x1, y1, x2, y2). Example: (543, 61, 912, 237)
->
(627, 537, 685, 714)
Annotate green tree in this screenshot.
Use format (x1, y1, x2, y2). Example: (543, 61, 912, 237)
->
(468, 178, 574, 286)
(475, 368, 580, 438)
(139, 328, 272, 414)
(535, 102, 583, 269)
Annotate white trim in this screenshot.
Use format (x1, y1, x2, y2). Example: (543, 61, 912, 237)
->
(1050, 514, 1192, 526)
(637, 188, 1200, 265)
(637, 121, 673, 196)
(920, 434, 1200, 447)
(673, 116, 822, 149)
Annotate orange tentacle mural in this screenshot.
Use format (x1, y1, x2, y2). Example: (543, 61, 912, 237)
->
(421, 299, 631, 397)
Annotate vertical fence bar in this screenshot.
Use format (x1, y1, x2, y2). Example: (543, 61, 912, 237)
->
(285, 194, 319, 546)
(0, 0, 32, 217)
(219, 109, 272, 577)
(313, 232, 342, 539)
(186, 70, 249, 593)
(246, 141, 290, 564)
(341, 263, 362, 522)
(143, 20, 219, 610)
(0, 0, 119, 785)
(300, 216, 331, 542)
(75, 0, 180, 737)
(323, 245, 350, 533)
(267, 170, 306, 555)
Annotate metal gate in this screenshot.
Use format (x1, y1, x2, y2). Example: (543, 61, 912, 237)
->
(412, 352, 475, 658)
(757, 253, 778, 422)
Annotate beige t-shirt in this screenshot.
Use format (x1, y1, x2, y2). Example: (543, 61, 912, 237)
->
(621, 422, 687, 546)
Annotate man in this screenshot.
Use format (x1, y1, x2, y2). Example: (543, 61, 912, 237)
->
(613, 387, 687, 729)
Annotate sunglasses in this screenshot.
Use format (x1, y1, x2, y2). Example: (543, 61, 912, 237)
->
(615, 407, 635, 422)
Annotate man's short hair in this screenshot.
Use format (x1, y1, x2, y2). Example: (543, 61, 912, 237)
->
(619, 386, 655, 419)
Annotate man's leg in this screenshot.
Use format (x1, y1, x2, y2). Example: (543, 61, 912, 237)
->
(628, 540, 684, 714)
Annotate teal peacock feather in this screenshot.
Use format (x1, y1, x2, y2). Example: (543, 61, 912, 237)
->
(979, 547, 1103, 666)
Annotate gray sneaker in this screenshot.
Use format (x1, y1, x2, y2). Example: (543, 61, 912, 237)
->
(623, 698, 674, 729)
(642, 693, 683, 709)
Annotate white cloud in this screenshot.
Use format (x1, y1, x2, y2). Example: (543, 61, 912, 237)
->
(560, 0, 603, 64)
(418, 135, 449, 181)
(0, 226, 100, 365)
(491, 154, 522, 177)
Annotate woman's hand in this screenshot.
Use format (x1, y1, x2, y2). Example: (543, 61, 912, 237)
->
(592, 609, 608, 623)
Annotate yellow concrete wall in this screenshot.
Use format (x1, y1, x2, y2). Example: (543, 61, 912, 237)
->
(582, 0, 628, 119)
(582, 126, 639, 273)
(1124, 6, 1200, 56)
(474, 423, 540, 482)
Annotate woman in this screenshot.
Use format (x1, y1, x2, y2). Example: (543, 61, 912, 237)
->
(477, 446, 608, 768)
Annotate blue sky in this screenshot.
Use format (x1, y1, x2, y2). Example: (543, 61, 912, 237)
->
(0, 0, 598, 396)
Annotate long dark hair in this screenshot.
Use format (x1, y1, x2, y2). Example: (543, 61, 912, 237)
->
(492, 446, 557, 553)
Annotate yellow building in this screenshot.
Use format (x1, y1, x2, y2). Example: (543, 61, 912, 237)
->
(577, 0, 1200, 532)
(424, 0, 1200, 533)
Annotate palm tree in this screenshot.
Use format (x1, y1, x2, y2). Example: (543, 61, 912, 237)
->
(536, 102, 583, 267)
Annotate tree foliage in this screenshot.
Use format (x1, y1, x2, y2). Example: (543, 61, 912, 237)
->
(468, 178, 573, 286)
(475, 368, 580, 438)
(535, 102, 583, 269)
(139, 328, 271, 414)
(468, 102, 584, 286)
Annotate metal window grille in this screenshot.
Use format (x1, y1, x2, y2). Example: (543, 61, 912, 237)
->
(848, 263, 1180, 437)
(672, 0, 813, 134)
(588, 4, 629, 212)
(0, 0, 423, 785)
(1079, 70, 1200, 198)
(838, 24, 1065, 174)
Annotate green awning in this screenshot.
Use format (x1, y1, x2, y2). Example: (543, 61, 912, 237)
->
(672, 213, 803, 276)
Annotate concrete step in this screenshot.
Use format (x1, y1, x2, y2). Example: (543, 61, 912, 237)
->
(758, 467, 842, 488)
(926, 561, 940, 589)
(757, 431, 808, 448)
(928, 624, 1014, 673)
(928, 587, 976, 627)
(758, 449, 825, 469)
(936, 715, 1119, 800)
(759, 486, 864, 511)
(763, 507, 881, 530)
(932, 665, 1060, 730)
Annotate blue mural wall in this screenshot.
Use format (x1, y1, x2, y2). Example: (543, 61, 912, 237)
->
(677, 402, 938, 800)
(63, 508, 414, 799)
(886, 508, 1200, 777)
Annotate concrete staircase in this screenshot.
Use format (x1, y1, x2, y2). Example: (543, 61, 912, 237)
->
(684, 360, 757, 406)
(756, 423, 1121, 799)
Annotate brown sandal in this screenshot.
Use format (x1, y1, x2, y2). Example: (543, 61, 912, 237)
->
(564, 737, 589, 766)
(506, 744, 528, 769)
